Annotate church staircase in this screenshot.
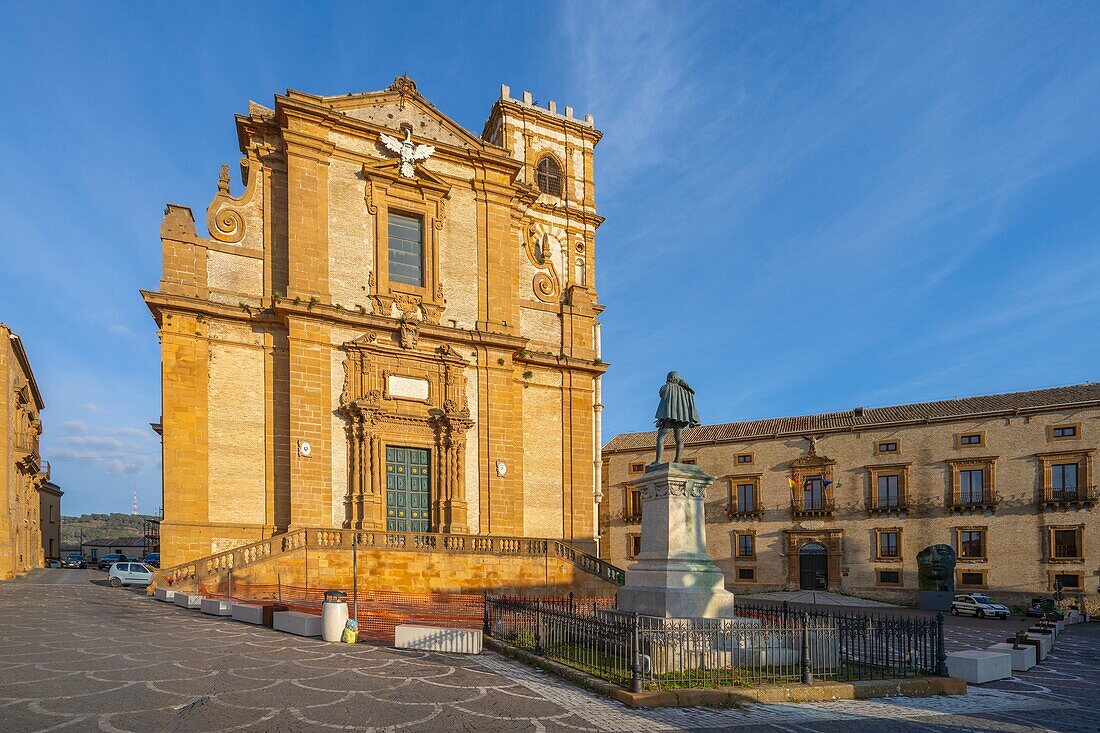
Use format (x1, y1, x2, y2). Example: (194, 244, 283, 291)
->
(153, 528, 624, 599)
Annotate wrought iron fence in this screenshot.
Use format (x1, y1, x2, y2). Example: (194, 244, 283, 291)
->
(485, 595, 946, 691)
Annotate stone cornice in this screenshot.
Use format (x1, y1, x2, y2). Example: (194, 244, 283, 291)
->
(515, 350, 609, 376)
(141, 291, 610, 375)
(3, 326, 44, 410)
(274, 92, 524, 180)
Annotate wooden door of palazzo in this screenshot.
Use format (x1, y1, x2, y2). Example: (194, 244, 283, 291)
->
(385, 446, 431, 532)
(799, 542, 829, 590)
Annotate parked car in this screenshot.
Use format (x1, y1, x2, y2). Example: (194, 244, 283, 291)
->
(951, 593, 1010, 619)
(96, 553, 128, 571)
(142, 552, 160, 568)
(60, 554, 87, 569)
(45, 559, 61, 568)
(108, 562, 153, 587)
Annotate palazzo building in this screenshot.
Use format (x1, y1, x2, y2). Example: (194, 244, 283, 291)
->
(1, 323, 47, 580)
(143, 77, 606, 568)
(602, 383, 1100, 608)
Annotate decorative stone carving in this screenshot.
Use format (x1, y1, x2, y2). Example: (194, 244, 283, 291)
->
(388, 73, 418, 97)
(337, 332, 473, 534)
(397, 318, 420, 350)
(394, 293, 421, 319)
(523, 222, 562, 303)
(206, 155, 260, 245)
(380, 128, 435, 179)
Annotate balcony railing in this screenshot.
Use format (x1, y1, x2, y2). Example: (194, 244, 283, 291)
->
(728, 504, 763, 519)
(621, 511, 642, 525)
(791, 497, 834, 518)
(950, 488, 997, 512)
(1040, 485, 1097, 509)
(866, 497, 908, 515)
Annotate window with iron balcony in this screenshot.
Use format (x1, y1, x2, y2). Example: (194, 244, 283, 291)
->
(1036, 451, 1096, 508)
(792, 474, 834, 517)
(946, 458, 997, 512)
(728, 476, 762, 518)
(866, 464, 908, 514)
(622, 485, 642, 524)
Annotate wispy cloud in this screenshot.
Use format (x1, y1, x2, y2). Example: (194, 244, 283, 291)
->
(562, 1, 698, 192)
(81, 402, 107, 414)
(59, 419, 88, 433)
(108, 323, 135, 338)
(47, 427, 159, 476)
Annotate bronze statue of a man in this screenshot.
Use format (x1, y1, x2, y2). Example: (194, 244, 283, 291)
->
(654, 371, 701, 464)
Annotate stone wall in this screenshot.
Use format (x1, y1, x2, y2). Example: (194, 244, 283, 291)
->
(189, 546, 616, 599)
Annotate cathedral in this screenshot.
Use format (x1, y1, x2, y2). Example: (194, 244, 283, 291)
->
(144, 76, 606, 568)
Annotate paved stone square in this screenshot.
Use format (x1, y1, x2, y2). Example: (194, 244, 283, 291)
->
(1, 570, 1097, 732)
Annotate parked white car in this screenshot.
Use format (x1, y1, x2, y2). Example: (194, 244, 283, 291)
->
(950, 593, 1009, 619)
(108, 562, 153, 587)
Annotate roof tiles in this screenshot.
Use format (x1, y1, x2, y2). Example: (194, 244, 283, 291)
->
(604, 382, 1100, 453)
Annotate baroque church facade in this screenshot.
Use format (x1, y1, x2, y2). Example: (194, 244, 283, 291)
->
(144, 76, 606, 567)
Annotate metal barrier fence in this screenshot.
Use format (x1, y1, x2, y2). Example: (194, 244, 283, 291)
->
(485, 595, 946, 691)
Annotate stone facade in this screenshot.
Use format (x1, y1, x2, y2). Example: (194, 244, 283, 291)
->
(602, 384, 1100, 611)
(143, 77, 606, 568)
(0, 324, 47, 579)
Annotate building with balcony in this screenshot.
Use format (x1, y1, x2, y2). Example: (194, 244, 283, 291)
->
(602, 383, 1099, 608)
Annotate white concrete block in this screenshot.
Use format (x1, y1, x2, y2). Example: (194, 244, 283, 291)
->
(1025, 633, 1052, 659)
(173, 593, 202, 609)
(395, 625, 483, 654)
(987, 643, 1037, 671)
(273, 611, 322, 637)
(946, 650, 1012, 684)
(231, 603, 265, 625)
(200, 598, 234, 616)
(1054, 620, 1065, 633)
(154, 587, 177, 602)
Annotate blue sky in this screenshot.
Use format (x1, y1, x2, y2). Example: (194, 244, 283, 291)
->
(1, 2, 1098, 516)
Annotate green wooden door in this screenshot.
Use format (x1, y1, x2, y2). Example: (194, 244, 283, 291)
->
(385, 446, 430, 532)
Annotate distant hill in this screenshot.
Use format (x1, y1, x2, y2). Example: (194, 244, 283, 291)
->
(61, 513, 158, 549)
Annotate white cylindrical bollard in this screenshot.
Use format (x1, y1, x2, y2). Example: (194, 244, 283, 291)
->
(322, 601, 349, 642)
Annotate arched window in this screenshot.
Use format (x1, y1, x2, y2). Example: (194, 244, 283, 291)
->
(535, 156, 562, 197)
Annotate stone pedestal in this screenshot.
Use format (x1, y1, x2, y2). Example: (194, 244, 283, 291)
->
(918, 591, 954, 612)
(616, 462, 736, 619)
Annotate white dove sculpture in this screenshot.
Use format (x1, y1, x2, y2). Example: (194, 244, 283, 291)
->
(379, 128, 435, 178)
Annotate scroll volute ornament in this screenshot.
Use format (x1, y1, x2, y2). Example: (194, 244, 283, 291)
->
(206, 151, 262, 244)
(524, 222, 562, 303)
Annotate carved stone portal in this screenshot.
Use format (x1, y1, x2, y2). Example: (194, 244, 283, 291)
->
(337, 334, 472, 534)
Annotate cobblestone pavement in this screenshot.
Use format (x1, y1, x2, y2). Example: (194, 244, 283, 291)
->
(1, 571, 1097, 733)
